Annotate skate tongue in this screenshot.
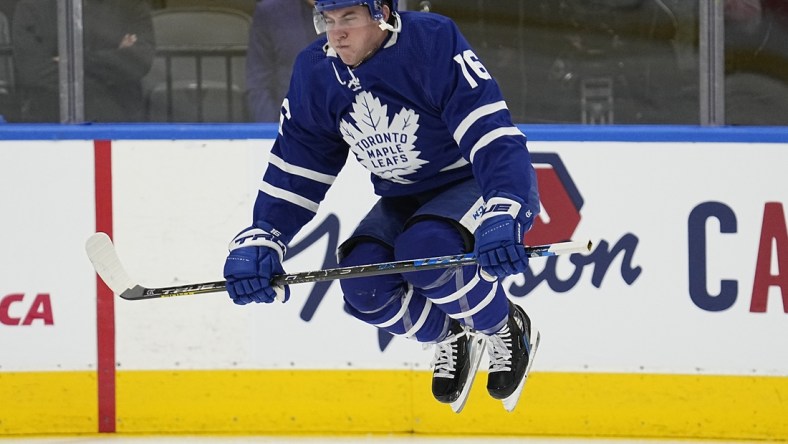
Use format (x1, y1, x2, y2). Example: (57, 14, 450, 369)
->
(431, 341, 457, 378)
(487, 326, 514, 373)
(431, 326, 470, 377)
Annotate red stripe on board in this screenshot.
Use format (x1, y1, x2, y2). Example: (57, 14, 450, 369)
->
(94, 140, 116, 433)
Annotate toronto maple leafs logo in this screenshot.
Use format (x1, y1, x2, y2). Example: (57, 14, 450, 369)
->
(339, 92, 426, 184)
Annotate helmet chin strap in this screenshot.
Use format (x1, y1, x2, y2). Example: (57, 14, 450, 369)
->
(378, 19, 395, 31)
(378, 11, 401, 33)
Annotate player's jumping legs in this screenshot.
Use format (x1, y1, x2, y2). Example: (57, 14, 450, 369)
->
(394, 218, 508, 410)
(396, 219, 540, 411)
(338, 230, 479, 411)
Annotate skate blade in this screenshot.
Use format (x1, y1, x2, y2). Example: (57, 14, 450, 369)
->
(450, 335, 486, 413)
(501, 328, 540, 412)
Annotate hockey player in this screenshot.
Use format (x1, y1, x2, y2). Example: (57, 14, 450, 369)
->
(223, 0, 540, 412)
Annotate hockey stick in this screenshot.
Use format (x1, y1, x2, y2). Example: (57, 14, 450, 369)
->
(85, 232, 592, 301)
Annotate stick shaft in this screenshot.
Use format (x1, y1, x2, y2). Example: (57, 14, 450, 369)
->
(85, 232, 592, 301)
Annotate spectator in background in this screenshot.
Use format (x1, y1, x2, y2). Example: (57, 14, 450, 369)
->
(12, 0, 155, 122)
(246, 0, 316, 122)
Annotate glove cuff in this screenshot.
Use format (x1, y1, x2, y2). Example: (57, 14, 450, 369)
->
(480, 192, 537, 232)
(228, 225, 287, 262)
(479, 196, 522, 223)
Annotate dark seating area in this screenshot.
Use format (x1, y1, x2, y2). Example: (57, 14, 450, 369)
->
(143, 7, 251, 122)
(0, 0, 786, 125)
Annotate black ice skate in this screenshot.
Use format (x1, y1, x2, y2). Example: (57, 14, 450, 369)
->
(431, 320, 486, 413)
(486, 302, 540, 412)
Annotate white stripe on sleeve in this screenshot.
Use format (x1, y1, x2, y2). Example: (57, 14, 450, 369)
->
(259, 181, 320, 213)
(452, 101, 508, 145)
(268, 153, 337, 185)
(469, 127, 524, 163)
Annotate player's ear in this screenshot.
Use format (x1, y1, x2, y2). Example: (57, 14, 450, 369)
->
(382, 4, 391, 21)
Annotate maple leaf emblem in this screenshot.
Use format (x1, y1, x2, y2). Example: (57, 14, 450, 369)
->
(339, 92, 426, 184)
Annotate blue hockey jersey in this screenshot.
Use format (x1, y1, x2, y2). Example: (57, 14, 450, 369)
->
(253, 11, 540, 243)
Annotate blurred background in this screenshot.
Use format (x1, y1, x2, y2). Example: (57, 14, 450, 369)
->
(0, 0, 785, 126)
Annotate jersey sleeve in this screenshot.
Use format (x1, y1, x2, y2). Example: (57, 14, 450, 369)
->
(427, 19, 540, 215)
(251, 49, 349, 244)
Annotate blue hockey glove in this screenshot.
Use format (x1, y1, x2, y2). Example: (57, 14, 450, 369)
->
(223, 225, 290, 305)
(474, 194, 536, 279)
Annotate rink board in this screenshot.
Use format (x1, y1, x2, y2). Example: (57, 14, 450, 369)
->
(0, 124, 787, 439)
(1, 370, 786, 438)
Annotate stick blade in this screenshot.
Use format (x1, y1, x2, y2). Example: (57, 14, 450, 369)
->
(85, 232, 136, 296)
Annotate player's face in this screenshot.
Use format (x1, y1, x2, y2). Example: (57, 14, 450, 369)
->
(323, 6, 388, 67)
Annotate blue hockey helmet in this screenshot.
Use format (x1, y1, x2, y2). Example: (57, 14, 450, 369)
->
(314, 0, 398, 24)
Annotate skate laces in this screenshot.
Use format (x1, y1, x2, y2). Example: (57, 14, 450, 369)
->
(431, 330, 467, 379)
(487, 324, 513, 373)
